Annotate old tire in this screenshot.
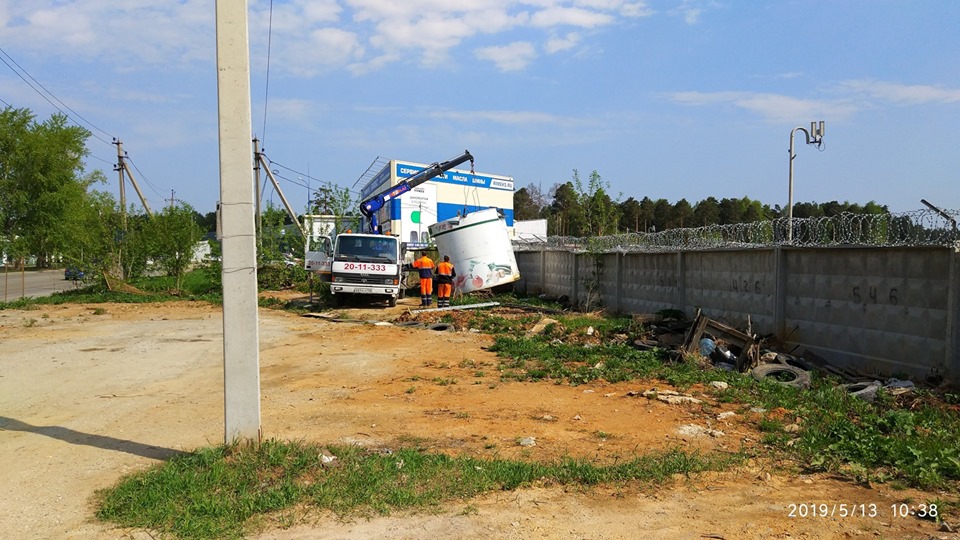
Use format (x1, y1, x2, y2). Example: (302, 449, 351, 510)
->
(751, 364, 811, 389)
(397, 321, 423, 328)
(842, 381, 882, 402)
(776, 353, 815, 372)
(427, 323, 455, 332)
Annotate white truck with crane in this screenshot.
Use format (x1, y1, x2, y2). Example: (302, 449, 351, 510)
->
(312, 150, 476, 307)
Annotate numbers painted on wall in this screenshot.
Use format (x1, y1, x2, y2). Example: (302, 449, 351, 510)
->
(731, 279, 763, 294)
(852, 286, 899, 305)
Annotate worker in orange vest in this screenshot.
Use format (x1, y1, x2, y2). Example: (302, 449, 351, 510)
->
(435, 255, 456, 308)
(412, 253, 435, 307)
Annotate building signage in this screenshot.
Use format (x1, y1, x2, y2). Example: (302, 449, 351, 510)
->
(395, 163, 514, 191)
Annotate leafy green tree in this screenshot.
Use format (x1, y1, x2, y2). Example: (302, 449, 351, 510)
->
(618, 197, 642, 232)
(513, 186, 542, 221)
(149, 203, 204, 291)
(693, 197, 721, 226)
(60, 190, 122, 274)
(638, 197, 656, 232)
(195, 211, 218, 233)
(548, 182, 585, 236)
(740, 197, 767, 222)
(120, 211, 159, 280)
(671, 199, 694, 228)
(0, 107, 105, 267)
(573, 169, 620, 237)
(651, 198, 672, 232)
(791, 201, 823, 219)
(260, 202, 293, 264)
(718, 198, 744, 224)
(309, 183, 357, 236)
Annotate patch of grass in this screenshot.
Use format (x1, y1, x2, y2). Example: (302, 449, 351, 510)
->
(96, 441, 739, 539)
(489, 335, 700, 387)
(485, 324, 960, 491)
(0, 276, 222, 310)
(722, 374, 960, 489)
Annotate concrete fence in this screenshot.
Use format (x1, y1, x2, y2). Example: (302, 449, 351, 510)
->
(514, 246, 960, 386)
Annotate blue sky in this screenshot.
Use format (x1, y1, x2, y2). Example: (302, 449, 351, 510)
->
(1, 0, 958, 217)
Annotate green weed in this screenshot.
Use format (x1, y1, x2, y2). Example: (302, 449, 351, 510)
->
(96, 441, 738, 539)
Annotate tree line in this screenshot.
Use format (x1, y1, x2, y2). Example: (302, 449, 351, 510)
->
(514, 169, 889, 237)
(1, 107, 206, 289)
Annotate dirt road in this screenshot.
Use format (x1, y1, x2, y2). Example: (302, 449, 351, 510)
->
(0, 297, 954, 539)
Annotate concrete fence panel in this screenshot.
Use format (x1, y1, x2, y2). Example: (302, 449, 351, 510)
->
(782, 247, 955, 382)
(683, 249, 777, 332)
(618, 252, 683, 315)
(513, 245, 960, 385)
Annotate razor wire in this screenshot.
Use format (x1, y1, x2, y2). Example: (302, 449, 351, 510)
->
(513, 209, 960, 253)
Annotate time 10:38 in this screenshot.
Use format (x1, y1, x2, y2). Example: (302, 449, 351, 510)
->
(891, 503, 937, 518)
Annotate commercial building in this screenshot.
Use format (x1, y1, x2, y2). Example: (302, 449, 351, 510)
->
(358, 157, 515, 244)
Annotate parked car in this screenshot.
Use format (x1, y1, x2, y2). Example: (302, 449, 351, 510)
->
(64, 267, 86, 281)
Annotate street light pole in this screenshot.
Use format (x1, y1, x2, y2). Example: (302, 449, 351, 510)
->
(787, 121, 825, 242)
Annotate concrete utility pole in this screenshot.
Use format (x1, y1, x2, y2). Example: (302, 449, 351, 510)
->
(216, 0, 261, 444)
(115, 140, 126, 224)
(787, 121, 825, 242)
(253, 137, 262, 238)
(113, 139, 154, 219)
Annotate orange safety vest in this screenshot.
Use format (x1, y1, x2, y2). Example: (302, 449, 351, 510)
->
(436, 261, 455, 283)
(413, 256, 434, 278)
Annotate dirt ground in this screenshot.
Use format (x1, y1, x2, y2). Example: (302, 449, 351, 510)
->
(0, 294, 956, 540)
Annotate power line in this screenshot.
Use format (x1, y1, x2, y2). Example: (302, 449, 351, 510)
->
(124, 155, 165, 199)
(86, 153, 115, 167)
(0, 48, 173, 208)
(259, 0, 275, 144)
(263, 156, 360, 197)
(0, 46, 114, 146)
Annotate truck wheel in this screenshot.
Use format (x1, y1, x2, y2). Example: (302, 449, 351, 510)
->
(334, 294, 346, 307)
(388, 296, 397, 307)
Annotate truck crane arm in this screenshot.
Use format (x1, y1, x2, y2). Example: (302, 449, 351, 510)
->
(359, 150, 474, 234)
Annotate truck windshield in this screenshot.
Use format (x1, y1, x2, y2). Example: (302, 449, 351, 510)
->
(335, 237, 397, 262)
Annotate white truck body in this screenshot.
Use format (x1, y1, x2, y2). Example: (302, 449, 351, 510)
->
(328, 233, 402, 306)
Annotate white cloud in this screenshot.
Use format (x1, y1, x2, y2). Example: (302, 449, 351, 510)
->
(280, 28, 365, 77)
(428, 108, 564, 124)
(837, 80, 960, 105)
(669, 0, 715, 24)
(0, 1, 654, 77)
(666, 91, 857, 123)
(619, 2, 655, 18)
(475, 41, 538, 72)
(667, 79, 960, 124)
(545, 32, 581, 53)
(530, 6, 614, 28)
(265, 98, 321, 124)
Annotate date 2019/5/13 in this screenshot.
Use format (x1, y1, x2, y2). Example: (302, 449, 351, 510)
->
(788, 503, 937, 519)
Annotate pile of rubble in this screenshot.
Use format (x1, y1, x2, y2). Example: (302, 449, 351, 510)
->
(631, 309, 916, 401)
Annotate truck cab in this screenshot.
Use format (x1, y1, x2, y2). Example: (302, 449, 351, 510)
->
(329, 233, 402, 306)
